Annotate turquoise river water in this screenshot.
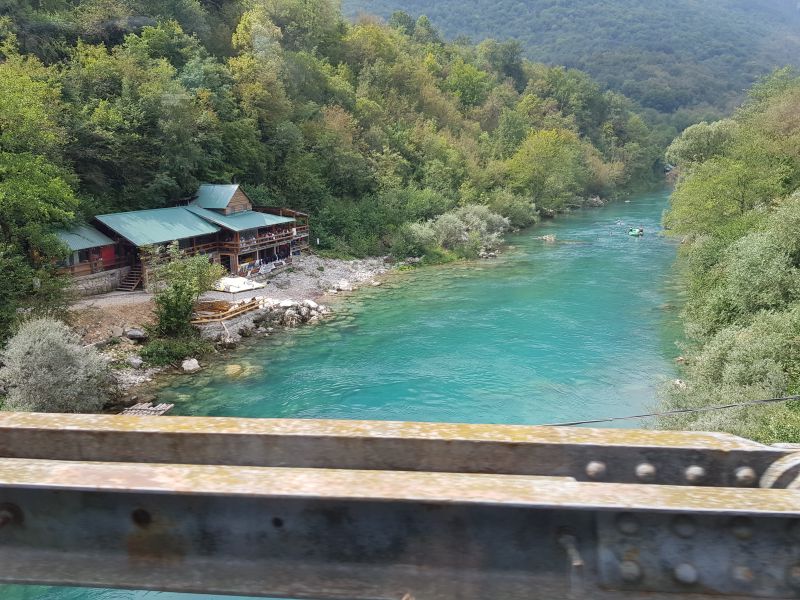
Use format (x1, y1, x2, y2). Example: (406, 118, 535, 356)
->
(4, 189, 682, 600)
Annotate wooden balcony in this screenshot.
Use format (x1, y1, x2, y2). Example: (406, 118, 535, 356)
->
(58, 259, 130, 277)
(175, 228, 310, 258)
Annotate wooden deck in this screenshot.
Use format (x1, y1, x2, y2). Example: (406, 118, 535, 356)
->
(121, 402, 175, 417)
(191, 298, 261, 324)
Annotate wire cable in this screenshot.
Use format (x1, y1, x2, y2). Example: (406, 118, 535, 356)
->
(542, 395, 800, 427)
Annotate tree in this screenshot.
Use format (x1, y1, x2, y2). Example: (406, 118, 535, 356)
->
(0, 318, 111, 413)
(444, 58, 491, 107)
(145, 243, 224, 336)
(504, 129, 589, 211)
(665, 119, 737, 167)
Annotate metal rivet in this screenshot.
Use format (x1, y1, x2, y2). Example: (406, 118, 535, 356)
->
(730, 517, 754, 540)
(620, 560, 642, 583)
(735, 466, 757, 487)
(616, 513, 640, 535)
(732, 566, 754, 584)
(684, 465, 706, 484)
(0, 504, 21, 528)
(131, 508, 152, 528)
(585, 461, 607, 480)
(787, 564, 800, 589)
(673, 563, 699, 585)
(672, 515, 696, 538)
(635, 462, 657, 482)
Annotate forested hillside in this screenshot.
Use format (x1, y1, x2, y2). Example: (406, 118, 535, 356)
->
(658, 69, 800, 442)
(344, 0, 800, 123)
(0, 0, 664, 341)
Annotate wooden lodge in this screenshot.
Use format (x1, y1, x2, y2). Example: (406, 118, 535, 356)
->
(57, 184, 309, 293)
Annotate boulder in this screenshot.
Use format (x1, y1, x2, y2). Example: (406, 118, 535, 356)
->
(279, 299, 298, 309)
(225, 364, 243, 377)
(126, 355, 144, 370)
(299, 306, 310, 319)
(337, 279, 353, 292)
(217, 334, 240, 349)
(110, 326, 125, 338)
(181, 358, 201, 373)
(302, 299, 319, 310)
(125, 328, 148, 341)
(283, 310, 301, 327)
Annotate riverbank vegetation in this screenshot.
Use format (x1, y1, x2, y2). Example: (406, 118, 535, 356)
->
(0, 0, 666, 346)
(658, 69, 800, 442)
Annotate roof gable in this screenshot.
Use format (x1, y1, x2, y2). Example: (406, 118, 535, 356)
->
(186, 206, 295, 232)
(191, 184, 241, 210)
(95, 208, 221, 247)
(56, 225, 115, 251)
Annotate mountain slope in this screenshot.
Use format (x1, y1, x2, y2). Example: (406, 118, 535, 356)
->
(343, 0, 800, 119)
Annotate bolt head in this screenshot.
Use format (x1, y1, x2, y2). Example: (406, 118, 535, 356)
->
(684, 465, 706, 484)
(673, 563, 699, 585)
(735, 466, 757, 487)
(585, 461, 607, 480)
(732, 565, 754, 584)
(616, 513, 641, 535)
(788, 564, 800, 589)
(619, 560, 643, 583)
(635, 462, 657, 482)
(672, 515, 696, 538)
(730, 517, 754, 540)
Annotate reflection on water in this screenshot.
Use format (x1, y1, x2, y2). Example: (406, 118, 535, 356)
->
(3, 190, 682, 600)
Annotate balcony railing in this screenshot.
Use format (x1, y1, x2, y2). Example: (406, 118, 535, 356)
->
(58, 258, 131, 277)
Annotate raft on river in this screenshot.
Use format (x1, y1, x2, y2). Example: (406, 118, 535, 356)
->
(629, 228, 644, 237)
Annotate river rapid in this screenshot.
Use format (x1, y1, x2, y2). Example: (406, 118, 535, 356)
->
(3, 189, 682, 600)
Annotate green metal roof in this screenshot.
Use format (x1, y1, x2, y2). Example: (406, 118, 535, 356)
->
(56, 224, 115, 251)
(191, 184, 241, 210)
(95, 208, 221, 247)
(185, 206, 295, 232)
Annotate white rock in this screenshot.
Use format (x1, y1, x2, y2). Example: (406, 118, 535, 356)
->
(279, 299, 298, 308)
(125, 328, 148, 341)
(182, 358, 201, 373)
(337, 279, 352, 292)
(126, 355, 144, 370)
(303, 299, 319, 310)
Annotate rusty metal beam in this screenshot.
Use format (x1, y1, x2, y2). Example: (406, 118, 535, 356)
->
(0, 413, 786, 487)
(1, 414, 800, 598)
(1, 458, 800, 599)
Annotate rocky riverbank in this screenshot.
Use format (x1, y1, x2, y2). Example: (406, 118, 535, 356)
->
(93, 254, 394, 404)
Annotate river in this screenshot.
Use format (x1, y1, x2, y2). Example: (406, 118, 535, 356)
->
(3, 189, 682, 600)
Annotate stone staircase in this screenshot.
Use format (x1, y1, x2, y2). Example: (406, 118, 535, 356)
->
(117, 266, 143, 292)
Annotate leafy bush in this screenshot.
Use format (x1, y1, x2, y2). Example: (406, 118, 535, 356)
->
(657, 307, 800, 443)
(391, 204, 509, 259)
(485, 190, 539, 229)
(144, 243, 225, 337)
(141, 337, 215, 366)
(0, 318, 111, 413)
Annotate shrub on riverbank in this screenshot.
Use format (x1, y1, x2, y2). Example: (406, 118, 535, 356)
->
(391, 205, 510, 262)
(0, 318, 111, 413)
(141, 337, 215, 367)
(658, 70, 800, 442)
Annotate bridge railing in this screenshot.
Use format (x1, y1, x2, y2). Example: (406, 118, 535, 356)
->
(0, 413, 798, 599)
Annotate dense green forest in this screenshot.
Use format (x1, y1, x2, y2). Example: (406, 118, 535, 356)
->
(343, 0, 800, 124)
(0, 0, 664, 342)
(658, 69, 800, 442)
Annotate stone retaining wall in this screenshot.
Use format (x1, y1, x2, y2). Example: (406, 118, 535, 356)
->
(70, 267, 131, 297)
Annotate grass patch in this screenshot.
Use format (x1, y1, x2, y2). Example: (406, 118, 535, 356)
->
(141, 337, 214, 366)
